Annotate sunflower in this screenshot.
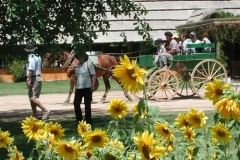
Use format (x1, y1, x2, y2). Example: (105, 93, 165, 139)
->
(132, 104, 147, 119)
(107, 98, 128, 119)
(56, 140, 82, 160)
(187, 108, 208, 129)
(127, 153, 142, 160)
(44, 121, 65, 140)
(187, 145, 194, 160)
(183, 127, 195, 141)
(154, 122, 174, 139)
(112, 54, 147, 93)
(38, 132, 56, 149)
(0, 128, 13, 149)
(133, 130, 166, 160)
(166, 138, 174, 152)
(132, 104, 139, 116)
(85, 128, 109, 149)
(7, 145, 24, 160)
(210, 123, 232, 143)
(174, 113, 190, 129)
(215, 98, 239, 121)
(78, 120, 91, 138)
(105, 153, 118, 160)
(85, 150, 94, 159)
(204, 78, 231, 104)
(212, 138, 218, 145)
(21, 116, 44, 141)
(108, 139, 124, 151)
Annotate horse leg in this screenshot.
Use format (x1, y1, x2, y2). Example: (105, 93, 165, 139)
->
(99, 75, 111, 103)
(111, 77, 133, 102)
(122, 87, 133, 102)
(63, 75, 75, 105)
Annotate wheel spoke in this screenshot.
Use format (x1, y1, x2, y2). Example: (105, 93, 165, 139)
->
(200, 64, 209, 77)
(191, 59, 227, 99)
(196, 69, 207, 78)
(148, 70, 179, 101)
(210, 62, 217, 76)
(211, 66, 223, 78)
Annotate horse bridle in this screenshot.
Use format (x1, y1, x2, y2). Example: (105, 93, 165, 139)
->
(62, 51, 75, 70)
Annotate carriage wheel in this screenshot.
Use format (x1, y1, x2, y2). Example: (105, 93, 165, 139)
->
(176, 71, 196, 97)
(191, 59, 228, 99)
(147, 69, 179, 101)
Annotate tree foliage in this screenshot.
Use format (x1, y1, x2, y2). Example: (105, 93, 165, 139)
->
(0, 0, 152, 53)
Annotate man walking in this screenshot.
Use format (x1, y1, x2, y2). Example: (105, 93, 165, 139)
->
(25, 44, 50, 120)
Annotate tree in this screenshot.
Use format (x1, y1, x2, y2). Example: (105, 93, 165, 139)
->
(0, 0, 153, 53)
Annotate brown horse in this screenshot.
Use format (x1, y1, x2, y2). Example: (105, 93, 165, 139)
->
(42, 50, 132, 105)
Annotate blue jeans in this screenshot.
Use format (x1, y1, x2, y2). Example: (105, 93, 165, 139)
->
(73, 88, 92, 124)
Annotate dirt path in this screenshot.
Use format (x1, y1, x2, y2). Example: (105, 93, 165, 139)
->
(0, 91, 215, 121)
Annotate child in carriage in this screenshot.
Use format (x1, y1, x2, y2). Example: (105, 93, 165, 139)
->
(153, 38, 173, 69)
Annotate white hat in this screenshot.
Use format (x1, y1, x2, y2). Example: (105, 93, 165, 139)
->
(24, 44, 38, 52)
(173, 34, 179, 39)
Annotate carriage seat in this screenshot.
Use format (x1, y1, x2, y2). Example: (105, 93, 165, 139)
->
(186, 43, 216, 55)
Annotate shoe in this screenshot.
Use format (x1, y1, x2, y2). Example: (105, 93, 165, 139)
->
(42, 110, 51, 120)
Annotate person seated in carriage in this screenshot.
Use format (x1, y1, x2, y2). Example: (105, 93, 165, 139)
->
(153, 38, 173, 69)
(200, 32, 211, 53)
(186, 31, 201, 54)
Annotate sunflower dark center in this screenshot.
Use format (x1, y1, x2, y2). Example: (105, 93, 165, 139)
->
(194, 116, 201, 123)
(186, 132, 192, 138)
(81, 127, 87, 132)
(217, 130, 226, 137)
(114, 106, 122, 113)
(183, 120, 189, 126)
(0, 137, 3, 142)
(215, 89, 223, 96)
(64, 145, 74, 153)
(105, 153, 117, 160)
(51, 130, 59, 135)
(163, 127, 170, 134)
(86, 151, 93, 158)
(127, 68, 136, 80)
(142, 144, 151, 159)
(31, 124, 38, 132)
(92, 135, 102, 143)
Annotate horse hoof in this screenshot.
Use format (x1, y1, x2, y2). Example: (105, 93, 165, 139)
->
(127, 96, 133, 102)
(98, 100, 104, 104)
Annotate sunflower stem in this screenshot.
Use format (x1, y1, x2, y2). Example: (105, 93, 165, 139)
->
(224, 145, 227, 160)
(117, 119, 119, 139)
(143, 84, 151, 132)
(204, 128, 210, 158)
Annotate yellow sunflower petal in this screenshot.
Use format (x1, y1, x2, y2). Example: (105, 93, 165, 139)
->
(112, 54, 147, 93)
(210, 123, 232, 143)
(0, 128, 13, 149)
(107, 98, 128, 119)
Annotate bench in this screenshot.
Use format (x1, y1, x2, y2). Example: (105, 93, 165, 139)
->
(186, 43, 216, 54)
(170, 43, 216, 71)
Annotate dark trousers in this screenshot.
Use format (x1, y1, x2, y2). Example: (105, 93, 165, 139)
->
(73, 88, 92, 124)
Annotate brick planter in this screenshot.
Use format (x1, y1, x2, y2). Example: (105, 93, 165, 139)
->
(0, 67, 68, 83)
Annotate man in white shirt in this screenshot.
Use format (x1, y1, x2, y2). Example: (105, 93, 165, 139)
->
(187, 31, 201, 54)
(73, 53, 97, 125)
(25, 44, 50, 120)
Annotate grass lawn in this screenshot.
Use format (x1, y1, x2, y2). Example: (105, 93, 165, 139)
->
(0, 78, 122, 96)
